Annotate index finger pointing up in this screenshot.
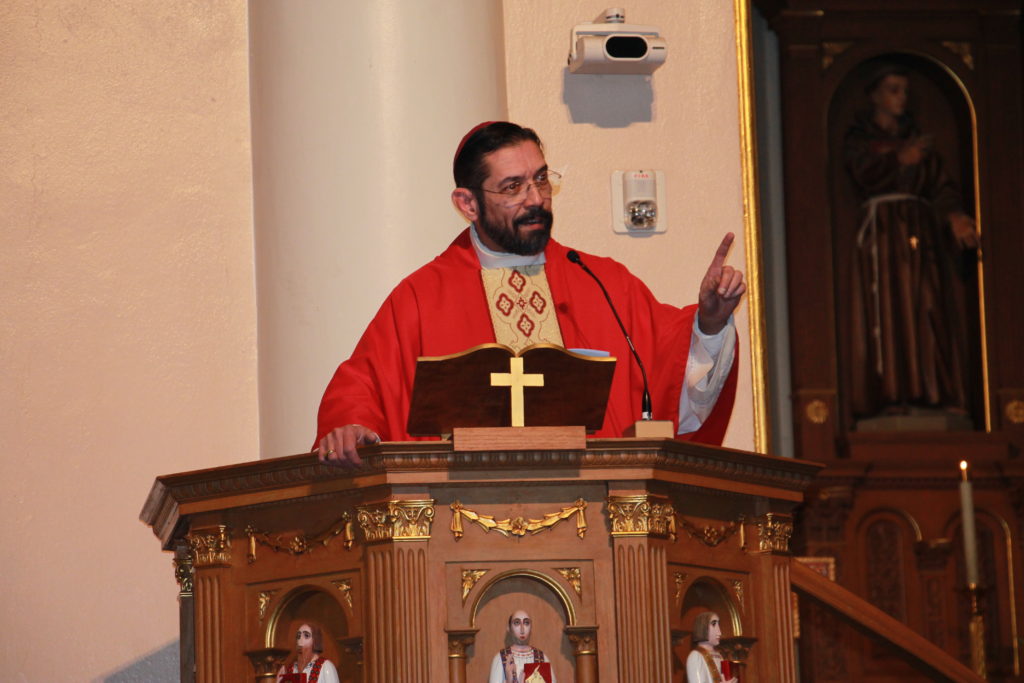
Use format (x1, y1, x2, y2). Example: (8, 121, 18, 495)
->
(711, 232, 735, 269)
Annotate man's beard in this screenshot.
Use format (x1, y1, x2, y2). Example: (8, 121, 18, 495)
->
(477, 202, 553, 256)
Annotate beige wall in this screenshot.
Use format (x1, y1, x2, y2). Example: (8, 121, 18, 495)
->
(1, 1, 751, 679)
(504, 1, 755, 449)
(0, 1, 256, 680)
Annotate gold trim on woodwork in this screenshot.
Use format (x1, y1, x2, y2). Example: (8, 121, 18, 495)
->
(357, 499, 435, 542)
(1005, 399, 1024, 425)
(674, 572, 688, 603)
(732, 579, 746, 612)
(331, 579, 354, 614)
(173, 543, 194, 596)
(257, 590, 277, 622)
(734, 0, 770, 454)
(677, 514, 745, 547)
(461, 569, 489, 604)
(186, 524, 232, 567)
(565, 626, 599, 656)
(822, 42, 854, 71)
(245, 512, 355, 563)
(753, 513, 793, 553)
(555, 567, 583, 597)
(469, 569, 578, 627)
(941, 41, 974, 70)
(450, 499, 587, 540)
(447, 629, 478, 659)
(804, 399, 829, 424)
(607, 495, 676, 539)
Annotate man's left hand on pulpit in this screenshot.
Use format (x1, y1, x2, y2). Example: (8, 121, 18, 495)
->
(316, 424, 381, 467)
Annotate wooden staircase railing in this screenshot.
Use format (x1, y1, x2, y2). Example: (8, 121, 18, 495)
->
(790, 561, 984, 682)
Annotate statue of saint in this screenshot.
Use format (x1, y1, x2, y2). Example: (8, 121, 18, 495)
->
(845, 64, 977, 421)
(686, 611, 737, 683)
(488, 609, 555, 683)
(276, 622, 340, 683)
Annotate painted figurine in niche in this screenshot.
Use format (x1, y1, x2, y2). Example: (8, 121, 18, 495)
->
(845, 64, 978, 422)
(276, 622, 340, 683)
(686, 611, 737, 683)
(488, 609, 555, 683)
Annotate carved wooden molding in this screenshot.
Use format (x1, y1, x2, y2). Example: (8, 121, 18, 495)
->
(244, 648, 291, 678)
(565, 626, 599, 656)
(244, 512, 354, 563)
(446, 629, 478, 658)
(450, 499, 587, 540)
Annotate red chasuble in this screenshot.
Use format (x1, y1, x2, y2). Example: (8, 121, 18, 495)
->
(315, 229, 737, 445)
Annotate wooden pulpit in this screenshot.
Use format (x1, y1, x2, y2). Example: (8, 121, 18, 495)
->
(141, 437, 820, 682)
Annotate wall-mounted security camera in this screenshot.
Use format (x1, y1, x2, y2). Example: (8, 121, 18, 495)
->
(568, 8, 667, 75)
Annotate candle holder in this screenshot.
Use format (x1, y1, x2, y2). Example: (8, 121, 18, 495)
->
(966, 583, 987, 679)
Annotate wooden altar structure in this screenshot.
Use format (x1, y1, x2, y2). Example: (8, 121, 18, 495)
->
(141, 436, 822, 682)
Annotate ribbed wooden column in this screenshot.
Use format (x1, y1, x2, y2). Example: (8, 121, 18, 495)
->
(365, 544, 429, 681)
(187, 525, 233, 683)
(358, 499, 434, 682)
(608, 494, 675, 682)
(751, 512, 797, 683)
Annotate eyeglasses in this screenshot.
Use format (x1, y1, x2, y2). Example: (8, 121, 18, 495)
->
(477, 170, 562, 202)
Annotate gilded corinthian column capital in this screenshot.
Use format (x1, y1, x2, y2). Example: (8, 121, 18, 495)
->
(356, 499, 435, 542)
(606, 494, 676, 539)
(186, 524, 232, 568)
(753, 513, 793, 554)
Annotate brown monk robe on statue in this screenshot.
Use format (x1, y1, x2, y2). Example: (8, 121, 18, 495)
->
(845, 65, 978, 422)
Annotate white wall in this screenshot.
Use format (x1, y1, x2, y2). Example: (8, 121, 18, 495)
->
(503, 2, 755, 449)
(0, 2, 256, 680)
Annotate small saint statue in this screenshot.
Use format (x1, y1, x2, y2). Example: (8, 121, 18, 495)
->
(686, 611, 737, 683)
(276, 622, 340, 683)
(488, 609, 555, 683)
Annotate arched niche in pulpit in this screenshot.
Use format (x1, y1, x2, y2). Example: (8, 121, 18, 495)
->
(266, 585, 357, 682)
(466, 571, 575, 683)
(673, 577, 750, 683)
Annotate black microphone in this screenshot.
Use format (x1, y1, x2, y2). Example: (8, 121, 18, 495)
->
(566, 250, 653, 420)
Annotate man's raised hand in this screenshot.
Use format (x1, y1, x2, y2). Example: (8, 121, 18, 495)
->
(698, 232, 746, 335)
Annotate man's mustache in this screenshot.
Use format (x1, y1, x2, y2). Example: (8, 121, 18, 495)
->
(514, 207, 553, 228)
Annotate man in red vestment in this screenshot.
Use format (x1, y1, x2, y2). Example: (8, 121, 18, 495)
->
(316, 122, 746, 465)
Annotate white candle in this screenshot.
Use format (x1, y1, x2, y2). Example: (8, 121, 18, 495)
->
(959, 460, 980, 586)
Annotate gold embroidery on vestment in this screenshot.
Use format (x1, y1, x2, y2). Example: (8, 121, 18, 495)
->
(481, 265, 563, 352)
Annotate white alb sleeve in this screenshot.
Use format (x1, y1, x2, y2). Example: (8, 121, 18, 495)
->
(677, 314, 736, 434)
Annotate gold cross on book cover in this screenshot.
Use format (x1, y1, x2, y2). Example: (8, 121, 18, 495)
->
(406, 343, 616, 437)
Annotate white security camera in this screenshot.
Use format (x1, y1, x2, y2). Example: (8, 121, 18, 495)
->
(568, 8, 667, 75)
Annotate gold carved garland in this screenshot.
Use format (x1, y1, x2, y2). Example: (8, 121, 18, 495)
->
(450, 499, 588, 540)
(244, 512, 355, 564)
